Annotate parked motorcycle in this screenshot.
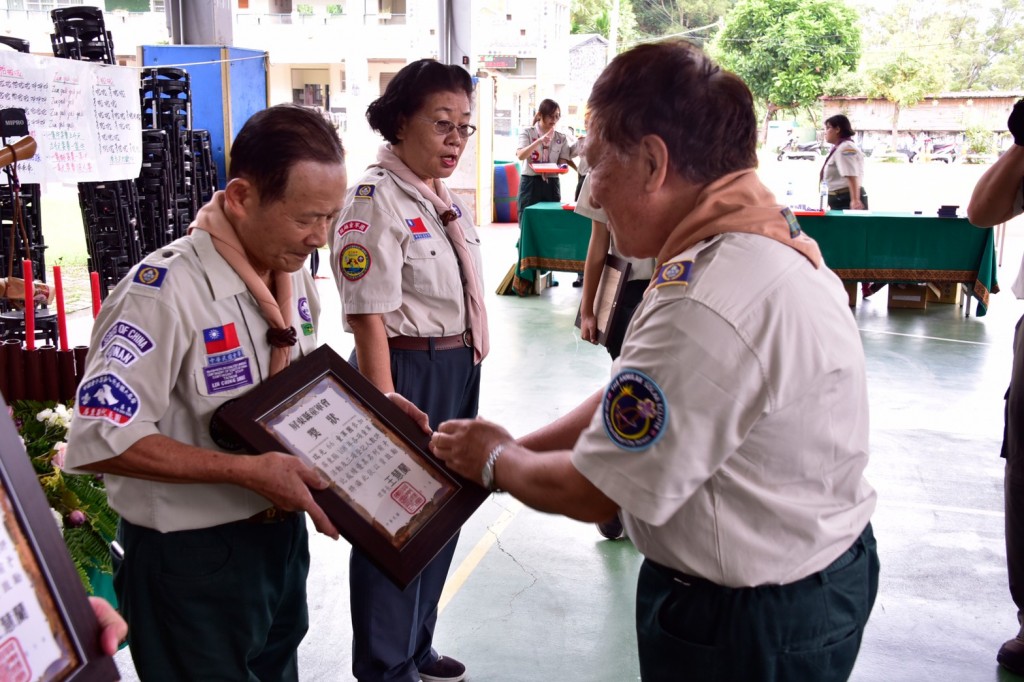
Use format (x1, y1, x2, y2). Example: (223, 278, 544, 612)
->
(776, 137, 823, 161)
(919, 142, 958, 164)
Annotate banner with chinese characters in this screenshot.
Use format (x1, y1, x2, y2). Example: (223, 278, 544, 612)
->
(0, 50, 142, 183)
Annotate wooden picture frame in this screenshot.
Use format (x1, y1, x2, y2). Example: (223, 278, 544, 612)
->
(217, 344, 489, 589)
(0, 396, 120, 681)
(575, 254, 632, 347)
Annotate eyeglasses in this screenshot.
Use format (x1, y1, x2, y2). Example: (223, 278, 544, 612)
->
(417, 116, 477, 139)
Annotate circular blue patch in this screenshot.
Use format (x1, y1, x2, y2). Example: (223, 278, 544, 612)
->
(297, 296, 312, 322)
(602, 369, 667, 451)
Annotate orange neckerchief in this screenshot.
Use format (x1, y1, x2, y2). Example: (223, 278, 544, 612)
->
(655, 169, 822, 270)
(189, 192, 296, 376)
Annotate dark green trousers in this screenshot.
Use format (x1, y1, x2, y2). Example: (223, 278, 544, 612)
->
(636, 524, 878, 682)
(116, 514, 310, 681)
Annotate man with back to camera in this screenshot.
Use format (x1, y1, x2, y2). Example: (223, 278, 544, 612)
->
(64, 104, 348, 681)
(431, 40, 879, 680)
(968, 99, 1024, 676)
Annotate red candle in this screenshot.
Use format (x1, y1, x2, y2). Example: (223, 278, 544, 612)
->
(90, 271, 101, 319)
(22, 261, 34, 351)
(52, 265, 69, 352)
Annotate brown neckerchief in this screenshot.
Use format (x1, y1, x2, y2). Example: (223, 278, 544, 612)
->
(655, 169, 822, 271)
(189, 191, 296, 376)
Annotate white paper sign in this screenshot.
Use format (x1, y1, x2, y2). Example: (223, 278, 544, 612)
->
(0, 50, 142, 182)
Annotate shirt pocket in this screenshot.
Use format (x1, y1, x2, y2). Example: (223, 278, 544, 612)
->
(407, 242, 461, 297)
(192, 354, 258, 399)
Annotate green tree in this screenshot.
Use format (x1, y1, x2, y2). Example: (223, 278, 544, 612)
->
(862, 51, 944, 146)
(632, 0, 735, 45)
(571, 0, 640, 52)
(712, 0, 861, 138)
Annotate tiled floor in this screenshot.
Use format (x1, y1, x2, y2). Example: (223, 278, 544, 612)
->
(105, 219, 1024, 681)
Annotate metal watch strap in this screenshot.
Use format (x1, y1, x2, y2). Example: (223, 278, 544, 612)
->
(482, 442, 507, 492)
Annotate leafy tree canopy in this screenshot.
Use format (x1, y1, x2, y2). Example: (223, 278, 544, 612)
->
(571, 0, 640, 51)
(712, 0, 860, 113)
(631, 0, 735, 45)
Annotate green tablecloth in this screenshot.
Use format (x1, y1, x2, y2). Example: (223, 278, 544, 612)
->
(511, 205, 999, 315)
(796, 211, 999, 316)
(513, 202, 591, 294)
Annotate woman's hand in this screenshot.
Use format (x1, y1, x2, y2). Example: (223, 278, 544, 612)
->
(431, 418, 514, 485)
(580, 311, 598, 344)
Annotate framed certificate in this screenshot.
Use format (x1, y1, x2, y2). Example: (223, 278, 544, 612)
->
(0, 397, 120, 681)
(217, 344, 489, 589)
(575, 254, 632, 347)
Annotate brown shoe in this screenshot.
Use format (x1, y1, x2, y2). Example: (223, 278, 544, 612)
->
(998, 635, 1024, 675)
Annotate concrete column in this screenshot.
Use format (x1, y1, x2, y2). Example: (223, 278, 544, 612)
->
(166, 0, 233, 46)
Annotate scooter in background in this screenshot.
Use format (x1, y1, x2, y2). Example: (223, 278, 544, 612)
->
(776, 137, 823, 161)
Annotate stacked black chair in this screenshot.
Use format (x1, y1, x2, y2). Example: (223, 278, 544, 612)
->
(50, 6, 116, 65)
(139, 68, 218, 243)
(50, 6, 141, 300)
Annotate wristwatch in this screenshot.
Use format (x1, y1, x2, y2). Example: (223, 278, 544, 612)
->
(481, 443, 506, 492)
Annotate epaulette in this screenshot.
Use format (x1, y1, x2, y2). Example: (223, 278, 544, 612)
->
(651, 259, 693, 290)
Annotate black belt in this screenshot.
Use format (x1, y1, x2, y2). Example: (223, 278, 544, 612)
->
(828, 187, 852, 196)
(388, 331, 472, 352)
(244, 507, 298, 524)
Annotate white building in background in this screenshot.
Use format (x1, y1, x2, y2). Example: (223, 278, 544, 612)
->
(2, 0, 592, 218)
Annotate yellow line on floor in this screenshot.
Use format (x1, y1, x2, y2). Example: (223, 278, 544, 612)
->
(439, 499, 524, 614)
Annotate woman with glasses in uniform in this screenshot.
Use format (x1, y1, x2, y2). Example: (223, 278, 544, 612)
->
(516, 98, 577, 219)
(328, 59, 487, 682)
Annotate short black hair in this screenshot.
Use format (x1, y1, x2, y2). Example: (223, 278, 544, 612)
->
(230, 104, 345, 205)
(588, 40, 757, 184)
(825, 114, 855, 139)
(366, 59, 474, 144)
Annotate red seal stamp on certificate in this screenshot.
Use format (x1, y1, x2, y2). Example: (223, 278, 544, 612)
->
(0, 637, 30, 682)
(390, 481, 426, 515)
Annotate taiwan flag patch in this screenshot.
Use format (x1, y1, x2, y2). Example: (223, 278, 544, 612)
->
(405, 217, 432, 241)
(203, 323, 240, 355)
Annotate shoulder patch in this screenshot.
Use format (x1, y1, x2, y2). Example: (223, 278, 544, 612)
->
(340, 244, 371, 281)
(354, 184, 376, 200)
(76, 372, 140, 426)
(102, 341, 140, 368)
(781, 207, 803, 238)
(841, 148, 858, 156)
(132, 265, 168, 289)
(338, 219, 370, 237)
(652, 260, 693, 289)
(602, 369, 667, 451)
(100, 319, 156, 355)
(297, 297, 312, 322)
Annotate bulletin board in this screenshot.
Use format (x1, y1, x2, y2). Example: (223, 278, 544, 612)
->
(0, 51, 142, 183)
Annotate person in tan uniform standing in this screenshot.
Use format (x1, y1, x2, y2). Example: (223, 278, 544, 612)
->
(65, 104, 348, 681)
(329, 59, 486, 682)
(432, 40, 878, 681)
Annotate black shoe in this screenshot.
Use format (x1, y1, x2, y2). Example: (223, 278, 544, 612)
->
(572, 273, 584, 287)
(597, 514, 624, 540)
(419, 655, 466, 682)
(999, 635, 1024, 675)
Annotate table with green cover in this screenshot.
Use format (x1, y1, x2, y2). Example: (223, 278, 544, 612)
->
(796, 211, 999, 316)
(513, 202, 590, 295)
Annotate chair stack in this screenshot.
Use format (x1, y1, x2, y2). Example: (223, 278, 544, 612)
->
(138, 68, 218, 244)
(50, 7, 141, 300)
(50, 6, 116, 65)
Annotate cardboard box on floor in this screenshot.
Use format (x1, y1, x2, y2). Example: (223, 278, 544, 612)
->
(926, 282, 962, 305)
(888, 283, 928, 309)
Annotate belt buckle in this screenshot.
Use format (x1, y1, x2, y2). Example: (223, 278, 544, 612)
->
(461, 330, 471, 347)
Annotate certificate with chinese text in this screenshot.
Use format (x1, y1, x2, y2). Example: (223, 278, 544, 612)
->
(219, 345, 489, 588)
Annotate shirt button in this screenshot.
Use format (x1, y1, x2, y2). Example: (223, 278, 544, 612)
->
(161, 251, 172, 257)
(430, 250, 436, 256)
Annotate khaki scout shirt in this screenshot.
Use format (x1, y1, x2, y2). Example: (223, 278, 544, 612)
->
(822, 139, 865, 192)
(65, 229, 320, 532)
(517, 125, 577, 177)
(329, 167, 484, 338)
(573, 232, 876, 587)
